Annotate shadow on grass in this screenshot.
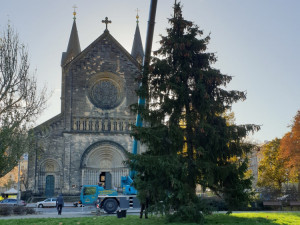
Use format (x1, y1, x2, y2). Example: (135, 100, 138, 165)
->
(290, 212, 300, 217)
(205, 214, 278, 225)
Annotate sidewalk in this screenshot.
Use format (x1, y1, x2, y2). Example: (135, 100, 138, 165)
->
(26, 202, 74, 207)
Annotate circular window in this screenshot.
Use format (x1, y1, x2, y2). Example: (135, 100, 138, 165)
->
(87, 73, 124, 109)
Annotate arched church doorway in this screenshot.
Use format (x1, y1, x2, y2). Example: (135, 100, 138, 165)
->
(81, 141, 129, 189)
(45, 175, 55, 197)
(38, 159, 61, 196)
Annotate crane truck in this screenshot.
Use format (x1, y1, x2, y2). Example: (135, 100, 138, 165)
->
(74, 176, 139, 213)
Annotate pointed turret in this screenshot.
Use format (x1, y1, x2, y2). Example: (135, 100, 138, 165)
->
(61, 9, 81, 66)
(131, 11, 144, 64)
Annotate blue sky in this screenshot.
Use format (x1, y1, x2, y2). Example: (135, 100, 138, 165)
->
(1, 0, 299, 143)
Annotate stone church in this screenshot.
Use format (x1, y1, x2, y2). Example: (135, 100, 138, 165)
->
(27, 13, 144, 197)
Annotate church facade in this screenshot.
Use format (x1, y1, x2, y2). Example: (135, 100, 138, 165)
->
(27, 15, 144, 196)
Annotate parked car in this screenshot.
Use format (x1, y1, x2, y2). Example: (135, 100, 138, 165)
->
(0, 198, 26, 206)
(36, 198, 57, 208)
(277, 194, 289, 201)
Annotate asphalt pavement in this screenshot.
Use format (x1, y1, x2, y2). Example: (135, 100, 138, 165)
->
(0, 202, 141, 220)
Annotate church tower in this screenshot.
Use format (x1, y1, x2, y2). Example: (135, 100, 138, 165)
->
(61, 9, 81, 115)
(131, 12, 144, 64)
(27, 10, 143, 196)
(61, 9, 81, 66)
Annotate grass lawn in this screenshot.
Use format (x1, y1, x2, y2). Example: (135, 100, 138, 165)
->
(0, 213, 300, 225)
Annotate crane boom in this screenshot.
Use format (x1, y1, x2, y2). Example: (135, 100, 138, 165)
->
(132, 0, 158, 156)
(130, 0, 158, 178)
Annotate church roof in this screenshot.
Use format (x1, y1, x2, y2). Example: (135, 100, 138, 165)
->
(63, 29, 141, 69)
(33, 113, 63, 133)
(61, 19, 81, 66)
(131, 22, 144, 61)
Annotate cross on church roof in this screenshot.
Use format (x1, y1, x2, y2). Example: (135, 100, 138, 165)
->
(102, 17, 112, 30)
(72, 5, 77, 20)
(136, 8, 139, 23)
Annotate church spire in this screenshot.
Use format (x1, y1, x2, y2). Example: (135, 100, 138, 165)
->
(61, 7, 81, 66)
(131, 9, 144, 64)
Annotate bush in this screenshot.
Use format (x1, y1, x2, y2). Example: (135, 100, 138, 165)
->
(259, 188, 281, 201)
(167, 203, 205, 224)
(249, 200, 264, 211)
(0, 206, 36, 216)
(0, 206, 12, 216)
(13, 206, 26, 215)
(204, 197, 228, 211)
(25, 207, 36, 214)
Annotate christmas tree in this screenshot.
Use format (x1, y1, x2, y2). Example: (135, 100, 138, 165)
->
(128, 2, 259, 223)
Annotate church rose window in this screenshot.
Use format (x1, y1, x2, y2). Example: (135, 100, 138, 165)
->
(87, 72, 124, 110)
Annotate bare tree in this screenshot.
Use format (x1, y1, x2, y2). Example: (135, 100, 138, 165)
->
(0, 24, 48, 177)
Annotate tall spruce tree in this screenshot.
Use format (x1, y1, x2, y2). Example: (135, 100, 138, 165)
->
(128, 2, 259, 222)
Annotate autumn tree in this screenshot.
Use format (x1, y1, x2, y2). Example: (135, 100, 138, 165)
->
(128, 2, 259, 223)
(279, 110, 300, 186)
(0, 24, 47, 178)
(257, 138, 290, 191)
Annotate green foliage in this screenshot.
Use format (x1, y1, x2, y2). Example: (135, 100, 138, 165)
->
(0, 205, 35, 216)
(12, 206, 25, 215)
(0, 126, 28, 178)
(0, 206, 12, 216)
(24, 207, 36, 214)
(128, 2, 259, 223)
(203, 197, 228, 211)
(0, 214, 300, 225)
(257, 138, 289, 190)
(167, 203, 204, 223)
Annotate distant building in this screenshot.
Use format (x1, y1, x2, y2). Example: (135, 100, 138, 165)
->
(27, 13, 144, 196)
(248, 144, 264, 189)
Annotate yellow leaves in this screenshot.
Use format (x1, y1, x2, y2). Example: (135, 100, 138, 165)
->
(257, 138, 289, 189)
(228, 155, 238, 163)
(0, 165, 18, 186)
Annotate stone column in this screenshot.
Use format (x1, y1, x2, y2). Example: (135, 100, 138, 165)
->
(62, 133, 72, 193)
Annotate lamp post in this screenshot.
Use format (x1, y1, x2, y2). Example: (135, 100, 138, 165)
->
(17, 159, 21, 201)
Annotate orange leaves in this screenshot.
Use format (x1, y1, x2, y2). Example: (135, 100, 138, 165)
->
(279, 110, 300, 181)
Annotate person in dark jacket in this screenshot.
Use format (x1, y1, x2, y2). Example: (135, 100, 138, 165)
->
(56, 194, 64, 215)
(140, 196, 149, 219)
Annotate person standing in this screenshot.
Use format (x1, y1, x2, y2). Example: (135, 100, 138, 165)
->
(140, 196, 149, 219)
(140, 189, 150, 219)
(56, 194, 64, 215)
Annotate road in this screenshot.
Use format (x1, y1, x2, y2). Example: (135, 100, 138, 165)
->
(35, 204, 97, 214)
(0, 203, 140, 220)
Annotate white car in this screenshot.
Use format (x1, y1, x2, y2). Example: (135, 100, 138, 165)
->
(36, 198, 57, 208)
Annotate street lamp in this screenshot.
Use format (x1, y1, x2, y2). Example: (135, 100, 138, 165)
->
(17, 159, 21, 201)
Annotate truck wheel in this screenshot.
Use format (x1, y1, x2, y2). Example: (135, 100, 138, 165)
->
(103, 199, 118, 214)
